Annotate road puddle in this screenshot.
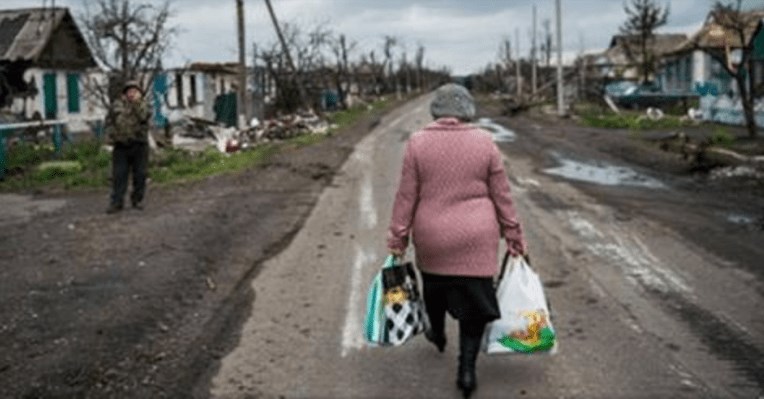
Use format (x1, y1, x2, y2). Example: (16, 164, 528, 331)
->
(475, 118, 516, 142)
(726, 214, 755, 225)
(725, 213, 762, 231)
(544, 156, 665, 188)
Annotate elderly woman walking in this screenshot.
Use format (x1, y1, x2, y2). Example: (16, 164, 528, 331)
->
(387, 84, 527, 398)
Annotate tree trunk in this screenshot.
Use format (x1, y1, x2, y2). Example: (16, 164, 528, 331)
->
(737, 74, 757, 138)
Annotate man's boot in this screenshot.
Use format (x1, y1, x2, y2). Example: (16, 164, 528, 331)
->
(106, 203, 123, 214)
(456, 326, 483, 398)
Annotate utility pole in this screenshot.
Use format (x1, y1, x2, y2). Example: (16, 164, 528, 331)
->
(264, 0, 311, 113)
(253, 42, 264, 121)
(515, 28, 521, 99)
(555, 0, 564, 116)
(532, 5, 537, 95)
(236, 0, 249, 128)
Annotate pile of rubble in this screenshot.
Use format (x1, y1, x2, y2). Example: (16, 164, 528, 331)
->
(168, 111, 334, 154)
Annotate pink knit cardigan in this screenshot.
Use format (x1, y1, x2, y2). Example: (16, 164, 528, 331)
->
(387, 117, 526, 277)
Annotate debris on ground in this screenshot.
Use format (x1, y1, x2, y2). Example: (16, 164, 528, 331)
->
(709, 165, 764, 180)
(169, 110, 334, 154)
(646, 107, 664, 121)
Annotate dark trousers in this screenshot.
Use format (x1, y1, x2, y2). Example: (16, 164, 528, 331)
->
(110, 141, 148, 206)
(425, 295, 488, 342)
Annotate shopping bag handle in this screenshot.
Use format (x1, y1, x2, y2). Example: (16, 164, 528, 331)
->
(497, 252, 532, 282)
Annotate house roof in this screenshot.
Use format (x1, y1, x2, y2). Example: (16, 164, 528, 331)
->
(187, 62, 240, 75)
(671, 9, 764, 53)
(601, 33, 688, 65)
(0, 7, 96, 66)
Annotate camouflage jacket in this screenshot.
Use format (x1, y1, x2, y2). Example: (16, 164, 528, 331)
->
(107, 99, 151, 144)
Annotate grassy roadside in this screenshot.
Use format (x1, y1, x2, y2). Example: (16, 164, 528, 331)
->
(0, 99, 390, 192)
(572, 103, 689, 130)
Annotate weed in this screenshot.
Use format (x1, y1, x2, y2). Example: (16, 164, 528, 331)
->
(710, 127, 735, 147)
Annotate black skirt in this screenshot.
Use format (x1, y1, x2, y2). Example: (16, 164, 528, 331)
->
(421, 271, 501, 322)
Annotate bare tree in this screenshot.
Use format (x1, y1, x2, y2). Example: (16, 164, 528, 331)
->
(263, 0, 312, 112)
(382, 36, 397, 93)
(699, 0, 760, 137)
(541, 19, 552, 68)
(330, 33, 356, 109)
(414, 43, 425, 91)
(497, 36, 513, 92)
(80, 0, 176, 108)
(619, 0, 670, 84)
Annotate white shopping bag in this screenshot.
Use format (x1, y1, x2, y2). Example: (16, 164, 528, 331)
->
(485, 255, 557, 354)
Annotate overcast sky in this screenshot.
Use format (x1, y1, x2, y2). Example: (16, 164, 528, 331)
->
(7, 0, 764, 74)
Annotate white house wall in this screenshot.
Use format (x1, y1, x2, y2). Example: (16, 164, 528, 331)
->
(163, 70, 238, 121)
(693, 51, 709, 83)
(7, 68, 106, 134)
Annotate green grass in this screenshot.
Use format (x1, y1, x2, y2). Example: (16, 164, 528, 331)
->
(1, 99, 388, 191)
(579, 111, 686, 130)
(149, 144, 279, 184)
(709, 127, 735, 147)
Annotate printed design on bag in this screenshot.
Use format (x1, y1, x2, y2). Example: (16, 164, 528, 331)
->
(380, 263, 429, 346)
(384, 286, 408, 306)
(498, 309, 555, 352)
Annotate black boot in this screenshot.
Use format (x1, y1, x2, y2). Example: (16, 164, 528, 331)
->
(456, 327, 483, 398)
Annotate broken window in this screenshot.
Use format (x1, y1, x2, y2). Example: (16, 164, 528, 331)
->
(175, 72, 184, 108)
(189, 74, 197, 105)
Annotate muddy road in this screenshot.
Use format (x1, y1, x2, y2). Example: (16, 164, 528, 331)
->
(2, 94, 763, 398)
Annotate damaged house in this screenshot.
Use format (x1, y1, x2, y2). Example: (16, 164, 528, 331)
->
(595, 33, 688, 82)
(154, 62, 268, 128)
(658, 10, 764, 96)
(657, 10, 764, 126)
(0, 7, 103, 133)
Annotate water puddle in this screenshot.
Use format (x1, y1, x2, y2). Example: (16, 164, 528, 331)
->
(725, 213, 758, 227)
(475, 118, 516, 142)
(544, 156, 665, 188)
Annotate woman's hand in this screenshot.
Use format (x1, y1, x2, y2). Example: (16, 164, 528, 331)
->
(507, 239, 528, 258)
(389, 248, 406, 258)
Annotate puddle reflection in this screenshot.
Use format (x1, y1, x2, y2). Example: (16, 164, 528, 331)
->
(475, 118, 516, 142)
(543, 156, 665, 189)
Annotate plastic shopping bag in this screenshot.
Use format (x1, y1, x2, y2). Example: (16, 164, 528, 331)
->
(485, 255, 557, 354)
(364, 255, 429, 346)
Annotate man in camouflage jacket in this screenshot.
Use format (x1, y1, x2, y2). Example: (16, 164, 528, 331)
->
(106, 80, 152, 213)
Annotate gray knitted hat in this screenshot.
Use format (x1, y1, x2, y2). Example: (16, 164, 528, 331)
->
(430, 83, 475, 121)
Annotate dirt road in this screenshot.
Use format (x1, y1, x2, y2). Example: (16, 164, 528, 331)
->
(210, 95, 763, 398)
(2, 95, 762, 398)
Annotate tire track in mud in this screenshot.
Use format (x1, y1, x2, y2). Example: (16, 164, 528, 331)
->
(652, 289, 764, 392)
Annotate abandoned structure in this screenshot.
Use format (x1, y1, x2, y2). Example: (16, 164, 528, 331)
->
(0, 7, 104, 133)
